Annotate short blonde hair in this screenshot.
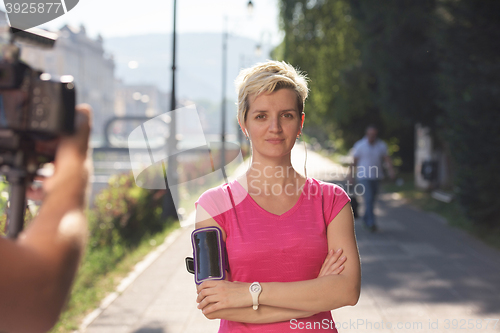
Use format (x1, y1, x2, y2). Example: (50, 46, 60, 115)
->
(235, 60, 309, 123)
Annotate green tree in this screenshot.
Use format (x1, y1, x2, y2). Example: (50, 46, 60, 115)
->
(277, 0, 370, 147)
(277, 0, 439, 170)
(436, 0, 500, 226)
(349, 0, 440, 170)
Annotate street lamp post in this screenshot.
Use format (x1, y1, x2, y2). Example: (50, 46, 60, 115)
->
(220, 1, 254, 181)
(220, 16, 228, 181)
(164, 0, 178, 220)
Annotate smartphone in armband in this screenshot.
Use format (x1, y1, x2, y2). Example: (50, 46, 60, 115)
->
(185, 226, 228, 284)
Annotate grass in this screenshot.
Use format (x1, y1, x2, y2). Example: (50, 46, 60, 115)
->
(382, 172, 500, 251)
(49, 220, 180, 332)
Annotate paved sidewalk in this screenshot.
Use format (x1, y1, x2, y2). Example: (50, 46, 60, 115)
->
(83, 222, 218, 333)
(83, 146, 500, 333)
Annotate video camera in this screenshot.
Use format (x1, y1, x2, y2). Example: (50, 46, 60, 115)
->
(0, 26, 76, 239)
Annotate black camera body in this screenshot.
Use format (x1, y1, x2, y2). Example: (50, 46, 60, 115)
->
(0, 30, 75, 156)
(0, 60, 75, 138)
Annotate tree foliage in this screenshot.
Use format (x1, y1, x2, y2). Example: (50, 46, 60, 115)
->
(277, 0, 369, 146)
(277, 0, 440, 170)
(277, 0, 500, 225)
(436, 0, 500, 226)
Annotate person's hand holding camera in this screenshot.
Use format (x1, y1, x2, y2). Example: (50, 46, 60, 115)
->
(0, 104, 92, 333)
(27, 104, 92, 203)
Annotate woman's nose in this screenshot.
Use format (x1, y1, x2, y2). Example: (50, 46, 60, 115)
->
(269, 116, 282, 132)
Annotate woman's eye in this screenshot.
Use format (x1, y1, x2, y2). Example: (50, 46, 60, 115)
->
(283, 113, 293, 118)
(256, 114, 265, 119)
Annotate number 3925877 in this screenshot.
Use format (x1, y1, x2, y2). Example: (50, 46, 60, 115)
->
(5, 2, 63, 14)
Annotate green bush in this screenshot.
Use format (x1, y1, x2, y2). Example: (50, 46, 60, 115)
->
(78, 170, 175, 288)
(89, 172, 168, 249)
(0, 180, 36, 236)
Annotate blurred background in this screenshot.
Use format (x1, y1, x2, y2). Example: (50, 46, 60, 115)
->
(0, 0, 499, 332)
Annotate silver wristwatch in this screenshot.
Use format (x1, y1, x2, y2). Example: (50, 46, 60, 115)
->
(249, 282, 262, 310)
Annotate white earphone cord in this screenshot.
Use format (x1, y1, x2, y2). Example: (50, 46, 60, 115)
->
(303, 139, 307, 178)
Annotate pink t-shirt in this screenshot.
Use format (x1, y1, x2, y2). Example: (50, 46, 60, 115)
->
(195, 177, 350, 333)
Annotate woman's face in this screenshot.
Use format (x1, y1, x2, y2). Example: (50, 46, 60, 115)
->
(242, 88, 304, 160)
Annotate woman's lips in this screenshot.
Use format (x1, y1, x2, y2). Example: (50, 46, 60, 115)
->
(266, 139, 285, 144)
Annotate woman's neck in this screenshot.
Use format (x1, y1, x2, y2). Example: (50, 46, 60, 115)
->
(244, 155, 305, 191)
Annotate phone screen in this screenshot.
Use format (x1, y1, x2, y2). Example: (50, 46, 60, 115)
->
(193, 230, 222, 282)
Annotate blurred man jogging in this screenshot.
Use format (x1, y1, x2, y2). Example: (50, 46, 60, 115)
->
(350, 125, 395, 232)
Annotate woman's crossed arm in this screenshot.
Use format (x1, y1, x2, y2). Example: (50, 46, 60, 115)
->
(195, 202, 361, 323)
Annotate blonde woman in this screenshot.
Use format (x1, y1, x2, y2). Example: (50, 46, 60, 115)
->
(194, 61, 361, 332)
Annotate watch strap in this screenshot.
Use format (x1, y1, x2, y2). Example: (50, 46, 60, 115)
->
(249, 282, 261, 310)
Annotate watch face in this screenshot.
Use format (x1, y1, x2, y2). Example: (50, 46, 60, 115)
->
(250, 283, 261, 293)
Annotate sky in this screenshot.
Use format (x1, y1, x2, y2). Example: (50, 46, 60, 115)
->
(0, 0, 283, 45)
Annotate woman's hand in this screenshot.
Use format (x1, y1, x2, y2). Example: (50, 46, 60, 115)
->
(317, 248, 346, 278)
(196, 280, 252, 315)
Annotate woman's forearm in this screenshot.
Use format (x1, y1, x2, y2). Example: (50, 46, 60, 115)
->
(205, 305, 316, 324)
(197, 266, 360, 316)
(259, 274, 360, 313)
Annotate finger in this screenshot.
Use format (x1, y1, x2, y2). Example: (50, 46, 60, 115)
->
(76, 103, 92, 120)
(196, 287, 214, 303)
(324, 256, 343, 275)
(318, 249, 334, 276)
(74, 104, 92, 142)
(45, 105, 92, 171)
(197, 280, 217, 294)
(197, 295, 217, 310)
(202, 302, 221, 315)
(319, 250, 332, 272)
(322, 248, 340, 266)
(318, 249, 344, 277)
(66, 104, 92, 154)
(55, 104, 92, 158)
(322, 248, 343, 270)
(327, 248, 343, 266)
(331, 264, 345, 275)
(323, 256, 347, 276)
(323, 255, 346, 274)
(196, 283, 220, 303)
